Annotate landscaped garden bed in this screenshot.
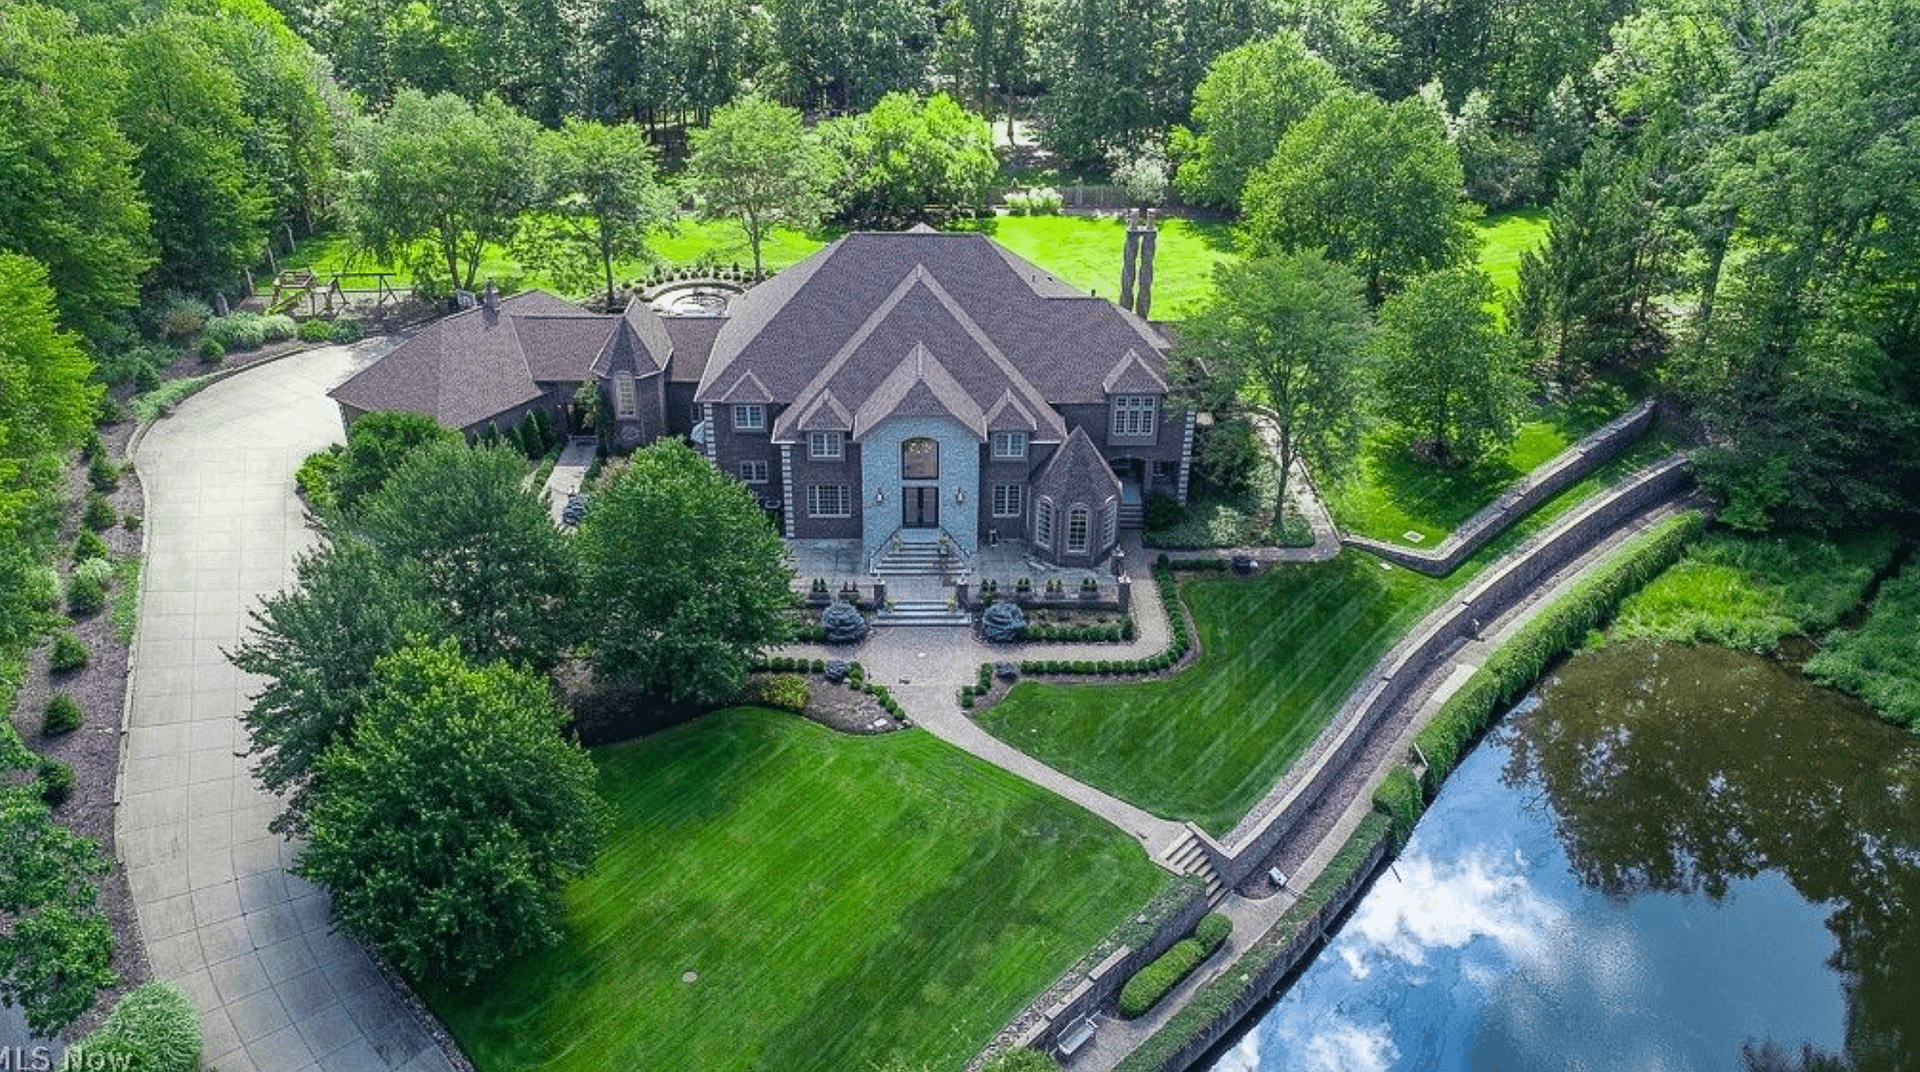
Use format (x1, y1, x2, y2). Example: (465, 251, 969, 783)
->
(427, 708, 1166, 1072)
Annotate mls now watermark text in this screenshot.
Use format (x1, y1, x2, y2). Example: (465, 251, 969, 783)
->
(0, 1049, 133, 1072)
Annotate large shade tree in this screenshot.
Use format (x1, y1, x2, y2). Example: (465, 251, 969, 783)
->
(1242, 91, 1478, 302)
(1173, 251, 1372, 525)
(296, 640, 607, 986)
(685, 95, 833, 279)
(821, 92, 998, 226)
(1369, 266, 1524, 464)
(1173, 30, 1341, 210)
(0, 4, 153, 343)
(343, 90, 541, 296)
(576, 439, 794, 704)
(518, 118, 677, 307)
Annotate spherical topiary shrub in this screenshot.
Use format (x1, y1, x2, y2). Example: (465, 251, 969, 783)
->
(68, 981, 202, 1072)
(49, 630, 89, 673)
(823, 659, 850, 684)
(982, 600, 1027, 643)
(995, 660, 1019, 680)
(821, 601, 868, 644)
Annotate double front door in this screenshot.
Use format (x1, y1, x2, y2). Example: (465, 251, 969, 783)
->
(902, 486, 939, 528)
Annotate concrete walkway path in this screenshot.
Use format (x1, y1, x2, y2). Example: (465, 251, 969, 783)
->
(539, 437, 598, 525)
(119, 342, 457, 1072)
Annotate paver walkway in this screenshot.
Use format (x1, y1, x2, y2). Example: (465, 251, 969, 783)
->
(539, 437, 598, 525)
(119, 342, 456, 1072)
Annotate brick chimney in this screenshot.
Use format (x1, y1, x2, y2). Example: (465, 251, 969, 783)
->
(1135, 212, 1156, 320)
(1120, 208, 1142, 310)
(481, 279, 499, 311)
(1118, 210, 1157, 319)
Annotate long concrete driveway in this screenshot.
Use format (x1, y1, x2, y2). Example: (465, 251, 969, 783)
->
(118, 343, 456, 1072)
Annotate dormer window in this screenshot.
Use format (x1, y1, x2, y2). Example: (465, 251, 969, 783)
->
(808, 431, 843, 459)
(992, 431, 1028, 459)
(733, 404, 765, 431)
(1110, 395, 1156, 439)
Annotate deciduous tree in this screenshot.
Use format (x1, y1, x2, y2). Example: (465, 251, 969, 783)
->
(1369, 266, 1523, 464)
(822, 92, 998, 227)
(358, 441, 577, 669)
(295, 640, 607, 986)
(576, 439, 794, 704)
(519, 119, 677, 307)
(342, 90, 541, 296)
(685, 96, 833, 279)
(1242, 92, 1477, 302)
(1173, 31, 1340, 210)
(1173, 251, 1372, 524)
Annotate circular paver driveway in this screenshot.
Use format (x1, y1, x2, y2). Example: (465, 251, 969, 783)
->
(117, 343, 457, 1072)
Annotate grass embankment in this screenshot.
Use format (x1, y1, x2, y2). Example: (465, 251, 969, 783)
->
(1324, 386, 1654, 548)
(1806, 563, 1920, 730)
(431, 708, 1164, 1072)
(980, 429, 1677, 834)
(1610, 530, 1900, 652)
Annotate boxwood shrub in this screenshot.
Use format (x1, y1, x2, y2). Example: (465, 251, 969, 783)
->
(297, 318, 336, 342)
(38, 757, 75, 805)
(1117, 912, 1233, 1019)
(84, 491, 117, 531)
(49, 630, 89, 673)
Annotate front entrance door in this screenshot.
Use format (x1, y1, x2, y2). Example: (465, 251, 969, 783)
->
(902, 486, 940, 528)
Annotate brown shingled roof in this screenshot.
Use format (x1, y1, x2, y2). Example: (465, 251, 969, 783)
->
(698, 231, 1172, 415)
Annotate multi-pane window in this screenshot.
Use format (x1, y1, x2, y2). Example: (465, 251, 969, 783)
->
(808, 484, 852, 518)
(613, 374, 637, 419)
(1104, 499, 1119, 546)
(1110, 395, 1157, 438)
(992, 484, 1024, 517)
(992, 431, 1028, 459)
(739, 460, 768, 483)
(809, 431, 843, 459)
(733, 404, 765, 431)
(1065, 505, 1090, 553)
(1034, 498, 1053, 548)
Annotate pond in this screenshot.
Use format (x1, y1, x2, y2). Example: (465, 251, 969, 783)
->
(1209, 641, 1920, 1072)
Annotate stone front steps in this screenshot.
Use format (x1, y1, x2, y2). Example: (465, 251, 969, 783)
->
(1162, 830, 1225, 902)
(873, 540, 970, 577)
(875, 599, 973, 627)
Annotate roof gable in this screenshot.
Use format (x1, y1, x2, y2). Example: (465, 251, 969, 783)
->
(793, 388, 853, 432)
(1034, 426, 1123, 505)
(983, 390, 1039, 432)
(1103, 348, 1168, 395)
(716, 369, 773, 403)
(851, 343, 987, 440)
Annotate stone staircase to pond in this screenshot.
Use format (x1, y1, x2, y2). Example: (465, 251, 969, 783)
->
(1162, 829, 1225, 902)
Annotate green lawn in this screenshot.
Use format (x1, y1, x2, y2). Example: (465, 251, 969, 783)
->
(1323, 386, 1642, 547)
(978, 429, 1679, 835)
(969, 214, 1239, 318)
(1477, 208, 1548, 296)
(430, 708, 1165, 1072)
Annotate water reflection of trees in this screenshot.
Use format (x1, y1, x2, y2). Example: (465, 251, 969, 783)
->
(1501, 642, 1920, 1072)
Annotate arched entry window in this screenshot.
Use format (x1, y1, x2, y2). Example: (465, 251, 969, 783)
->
(902, 437, 939, 479)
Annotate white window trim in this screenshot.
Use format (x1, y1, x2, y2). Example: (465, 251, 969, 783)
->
(1110, 395, 1157, 439)
(613, 374, 637, 419)
(740, 460, 768, 484)
(1103, 496, 1119, 547)
(1065, 504, 1090, 554)
(808, 431, 843, 459)
(808, 484, 852, 518)
(733, 404, 765, 431)
(1035, 497, 1053, 548)
(992, 483, 1024, 518)
(992, 431, 1028, 460)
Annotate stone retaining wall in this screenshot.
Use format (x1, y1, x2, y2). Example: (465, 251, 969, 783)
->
(1124, 832, 1395, 1072)
(1216, 454, 1693, 884)
(974, 882, 1211, 1070)
(1343, 400, 1658, 575)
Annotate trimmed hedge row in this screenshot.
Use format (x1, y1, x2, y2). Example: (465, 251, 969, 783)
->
(1371, 766, 1422, 845)
(1416, 510, 1703, 798)
(1017, 564, 1193, 678)
(1021, 619, 1136, 643)
(1113, 813, 1393, 1072)
(1117, 912, 1233, 1019)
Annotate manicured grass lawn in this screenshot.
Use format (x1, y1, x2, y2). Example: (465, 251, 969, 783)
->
(971, 214, 1239, 318)
(1323, 386, 1644, 547)
(1477, 208, 1548, 296)
(978, 430, 1679, 835)
(429, 708, 1165, 1072)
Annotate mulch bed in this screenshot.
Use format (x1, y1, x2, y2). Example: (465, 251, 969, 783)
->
(800, 679, 902, 735)
(8, 408, 154, 1039)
